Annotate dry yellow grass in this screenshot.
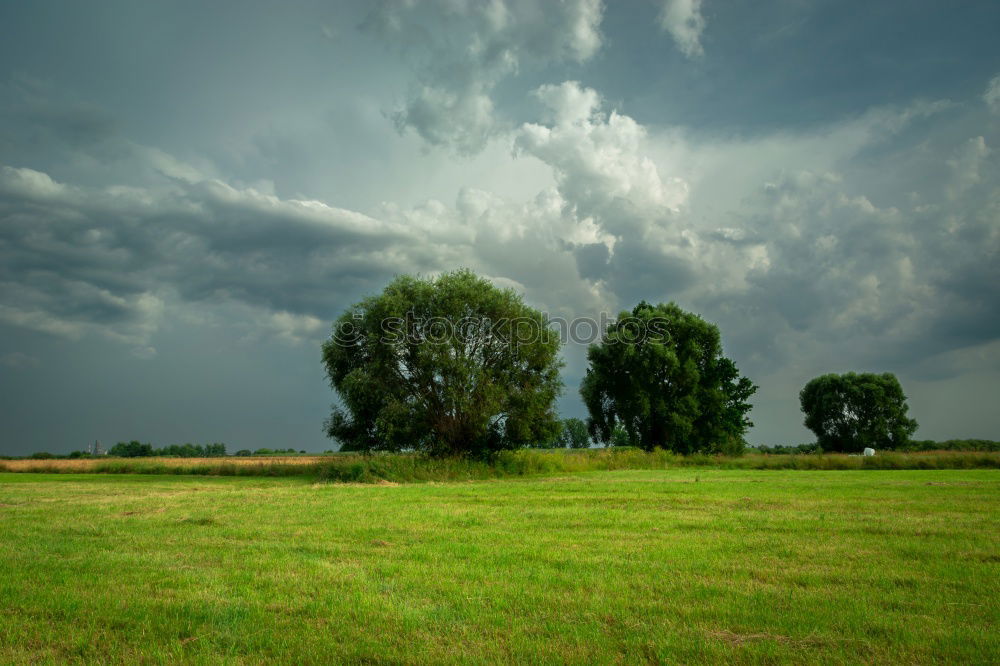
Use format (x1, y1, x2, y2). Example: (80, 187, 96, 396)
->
(0, 456, 329, 472)
(2, 449, 996, 478)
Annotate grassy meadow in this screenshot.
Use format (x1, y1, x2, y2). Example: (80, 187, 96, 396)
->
(1, 468, 998, 663)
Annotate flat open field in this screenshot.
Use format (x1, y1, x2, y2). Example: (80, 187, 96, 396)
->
(1, 470, 998, 663)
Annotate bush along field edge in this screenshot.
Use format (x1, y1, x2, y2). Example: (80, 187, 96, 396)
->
(1, 447, 998, 482)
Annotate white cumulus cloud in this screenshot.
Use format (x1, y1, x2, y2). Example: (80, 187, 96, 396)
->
(516, 81, 689, 237)
(364, 0, 604, 154)
(659, 0, 706, 58)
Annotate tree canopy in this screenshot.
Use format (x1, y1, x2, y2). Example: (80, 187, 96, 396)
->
(799, 372, 918, 452)
(321, 269, 563, 457)
(558, 417, 591, 449)
(580, 302, 756, 454)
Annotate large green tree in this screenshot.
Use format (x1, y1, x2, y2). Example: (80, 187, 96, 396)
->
(321, 270, 563, 457)
(580, 302, 756, 454)
(799, 372, 918, 452)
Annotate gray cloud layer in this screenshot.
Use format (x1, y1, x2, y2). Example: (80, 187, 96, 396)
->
(1, 0, 998, 453)
(364, 0, 603, 154)
(3, 80, 995, 369)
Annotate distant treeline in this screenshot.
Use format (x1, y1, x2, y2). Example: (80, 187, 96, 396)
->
(233, 448, 306, 456)
(103, 441, 227, 458)
(753, 439, 1000, 454)
(28, 441, 231, 459)
(897, 439, 1000, 452)
(752, 443, 824, 455)
(3, 445, 316, 460)
(7, 439, 997, 462)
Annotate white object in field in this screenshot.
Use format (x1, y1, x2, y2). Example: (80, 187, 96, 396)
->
(863, 447, 875, 456)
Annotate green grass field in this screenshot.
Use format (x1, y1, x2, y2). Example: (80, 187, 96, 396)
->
(1, 469, 998, 663)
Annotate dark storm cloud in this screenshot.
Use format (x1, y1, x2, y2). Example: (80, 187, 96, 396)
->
(1, 0, 999, 453)
(719, 129, 1000, 372)
(604, 238, 698, 307)
(573, 242, 610, 281)
(590, 0, 1000, 134)
(0, 165, 430, 345)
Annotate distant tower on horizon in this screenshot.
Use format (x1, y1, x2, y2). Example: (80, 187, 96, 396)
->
(88, 440, 105, 456)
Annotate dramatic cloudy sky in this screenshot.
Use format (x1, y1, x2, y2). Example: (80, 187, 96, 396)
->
(1, 0, 998, 454)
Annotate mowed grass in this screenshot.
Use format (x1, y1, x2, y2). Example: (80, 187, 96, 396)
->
(1, 470, 998, 664)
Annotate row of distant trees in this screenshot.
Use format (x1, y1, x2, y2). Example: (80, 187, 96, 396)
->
(22, 442, 230, 459)
(520, 417, 591, 449)
(19, 445, 316, 460)
(755, 439, 1000, 454)
(104, 444, 314, 457)
(104, 441, 227, 458)
(233, 448, 306, 456)
(322, 270, 926, 458)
